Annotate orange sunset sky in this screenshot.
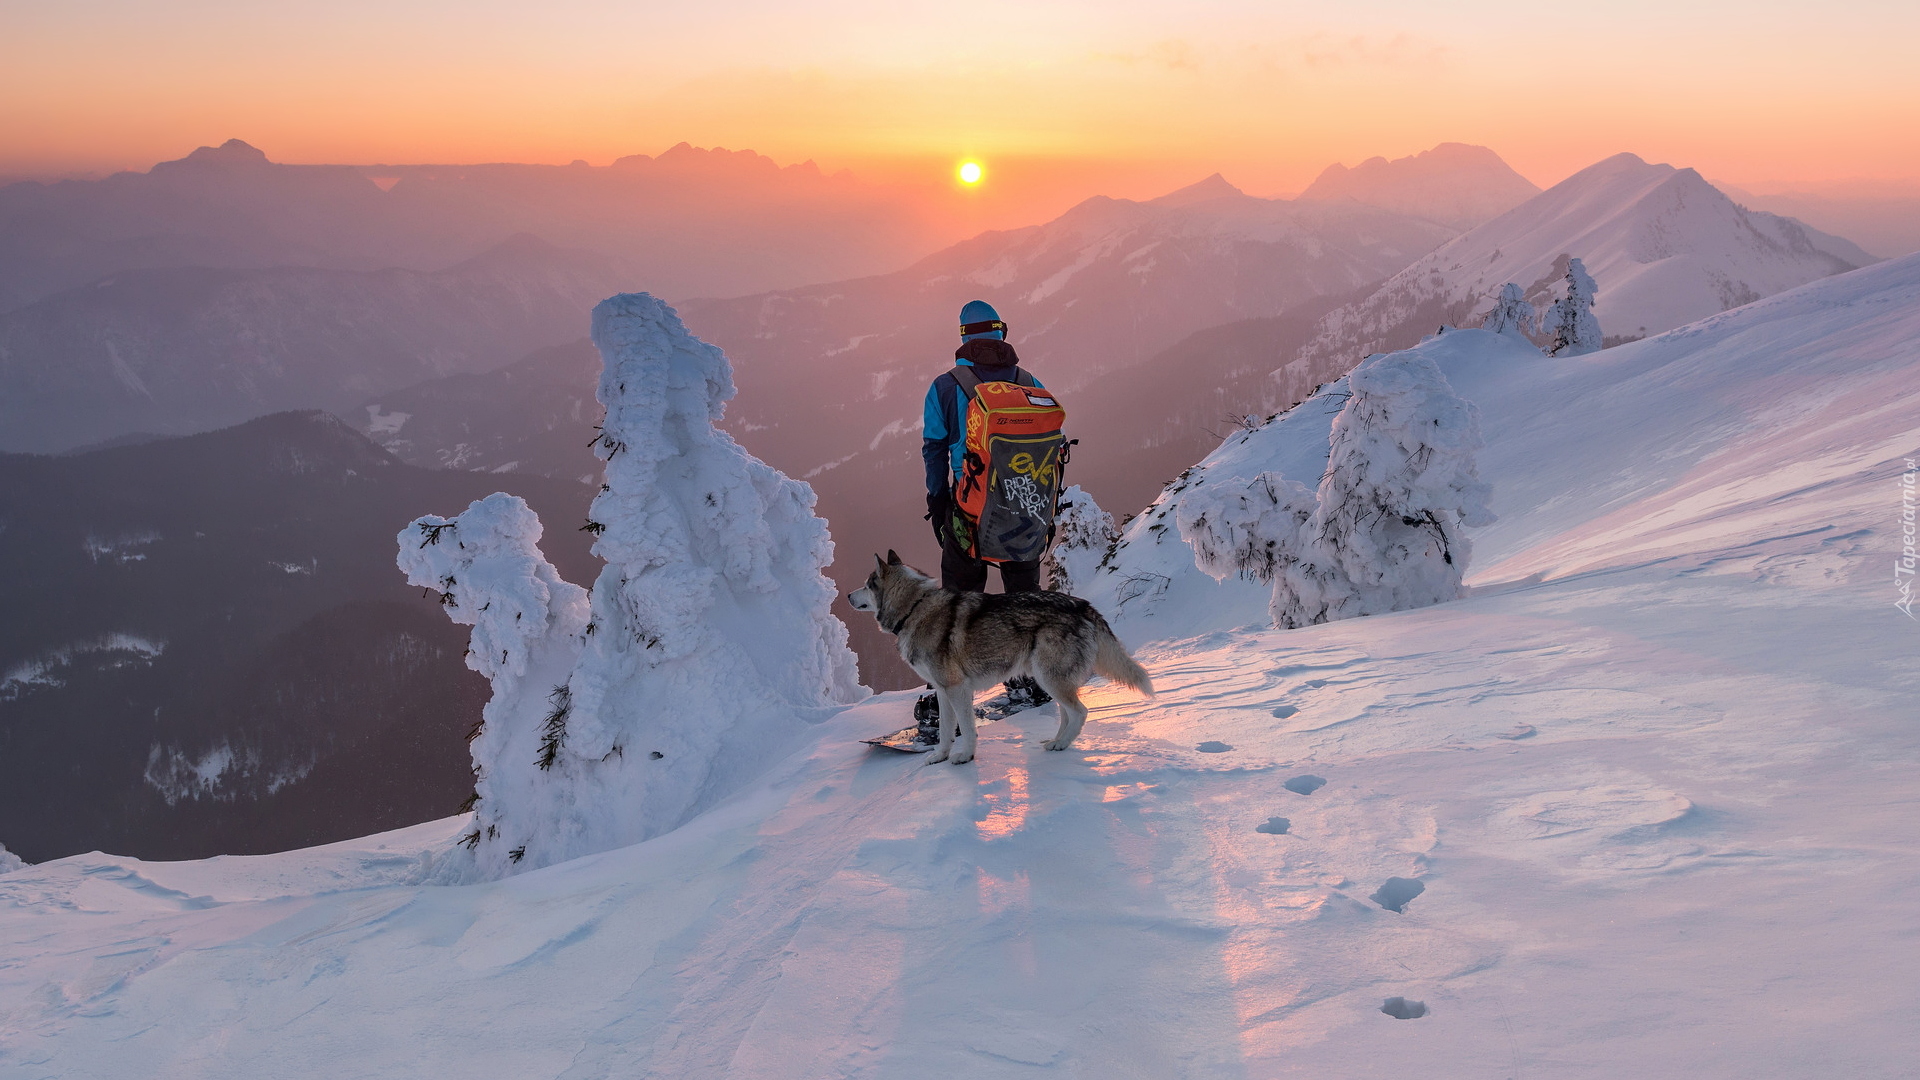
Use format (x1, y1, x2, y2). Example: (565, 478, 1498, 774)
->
(4, 0, 1917, 207)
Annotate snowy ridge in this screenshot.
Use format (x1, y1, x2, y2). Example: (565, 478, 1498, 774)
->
(397, 294, 864, 879)
(1286, 153, 1875, 400)
(2, 259, 1918, 1075)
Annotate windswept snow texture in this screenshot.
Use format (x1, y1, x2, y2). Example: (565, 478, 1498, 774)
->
(4, 258, 1920, 1077)
(399, 295, 864, 878)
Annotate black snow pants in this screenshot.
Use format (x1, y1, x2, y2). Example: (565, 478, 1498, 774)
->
(939, 529, 1041, 594)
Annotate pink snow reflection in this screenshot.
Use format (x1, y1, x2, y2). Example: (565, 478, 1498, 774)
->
(974, 763, 1030, 839)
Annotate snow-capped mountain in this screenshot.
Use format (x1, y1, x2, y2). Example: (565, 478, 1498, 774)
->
(3, 254, 1913, 1077)
(1286, 153, 1878, 404)
(0, 412, 594, 862)
(0, 235, 628, 454)
(1296, 142, 1542, 229)
(685, 173, 1453, 403)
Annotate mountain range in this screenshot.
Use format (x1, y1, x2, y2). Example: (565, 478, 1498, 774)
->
(0, 139, 950, 313)
(1286, 153, 1878, 400)
(0, 234, 629, 454)
(0, 411, 595, 862)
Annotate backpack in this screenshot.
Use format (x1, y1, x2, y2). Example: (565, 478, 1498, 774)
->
(948, 366, 1069, 563)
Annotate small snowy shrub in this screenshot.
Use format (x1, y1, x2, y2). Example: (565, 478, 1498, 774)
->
(400, 293, 864, 879)
(1480, 282, 1536, 342)
(1545, 257, 1603, 356)
(1178, 347, 1495, 629)
(1043, 485, 1118, 596)
(1175, 473, 1322, 622)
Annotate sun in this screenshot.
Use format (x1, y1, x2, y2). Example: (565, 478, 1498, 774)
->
(957, 161, 984, 185)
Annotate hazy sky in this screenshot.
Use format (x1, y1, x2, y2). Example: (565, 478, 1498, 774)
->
(5, 0, 1917, 198)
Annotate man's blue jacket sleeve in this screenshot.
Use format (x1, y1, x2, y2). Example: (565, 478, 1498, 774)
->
(921, 378, 952, 499)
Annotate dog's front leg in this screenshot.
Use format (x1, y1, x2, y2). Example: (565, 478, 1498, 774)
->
(925, 684, 960, 764)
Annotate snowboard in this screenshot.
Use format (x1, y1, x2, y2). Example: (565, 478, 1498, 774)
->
(863, 691, 1048, 753)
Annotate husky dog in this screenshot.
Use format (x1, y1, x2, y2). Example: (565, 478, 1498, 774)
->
(848, 551, 1153, 764)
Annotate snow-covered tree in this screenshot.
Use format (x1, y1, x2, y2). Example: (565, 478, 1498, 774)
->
(1305, 348, 1496, 619)
(1176, 347, 1495, 629)
(1480, 282, 1535, 341)
(398, 493, 591, 878)
(1042, 484, 1117, 596)
(1545, 257, 1602, 356)
(0, 842, 24, 874)
(400, 293, 865, 879)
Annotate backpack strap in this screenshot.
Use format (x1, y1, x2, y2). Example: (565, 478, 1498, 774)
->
(950, 365, 1035, 397)
(950, 365, 983, 401)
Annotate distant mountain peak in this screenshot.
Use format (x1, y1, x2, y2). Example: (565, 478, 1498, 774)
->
(1151, 173, 1246, 208)
(1299, 143, 1539, 229)
(175, 139, 273, 168)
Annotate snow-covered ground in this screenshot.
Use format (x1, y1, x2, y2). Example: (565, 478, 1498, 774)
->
(3, 256, 1917, 1078)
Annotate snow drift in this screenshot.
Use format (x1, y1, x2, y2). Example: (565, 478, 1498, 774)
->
(398, 293, 864, 877)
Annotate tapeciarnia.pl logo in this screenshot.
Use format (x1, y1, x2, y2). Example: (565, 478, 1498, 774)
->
(1898, 457, 1917, 619)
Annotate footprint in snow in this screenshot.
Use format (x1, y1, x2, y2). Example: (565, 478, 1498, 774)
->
(1495, 724, 1536, 740)
(1255, 817, 1291, 835)
(1196, 741, 1233, 753)
(1270, 705, 1298, 719)
(1371, 877, 1425, 913)
(1284, 774, 1326, 795)
(1381, 997, 1428, 1019)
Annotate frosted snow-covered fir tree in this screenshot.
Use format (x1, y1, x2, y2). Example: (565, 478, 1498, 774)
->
(1176, 347, 1495, 628)
(1480, 282, 1536, 341)
(0, 842, 24, 874)
(1041, 484, 1117, 596)
(1297, 347, 1496, 622)
(400, 293, 865, 879)
(1545, 257, 1603, 355)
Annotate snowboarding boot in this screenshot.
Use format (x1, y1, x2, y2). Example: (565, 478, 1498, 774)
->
(912, 692, 942, 747)
(979, 676, 1053, 719)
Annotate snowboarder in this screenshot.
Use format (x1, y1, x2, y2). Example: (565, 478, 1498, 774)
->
(913, 300, 1054, 737)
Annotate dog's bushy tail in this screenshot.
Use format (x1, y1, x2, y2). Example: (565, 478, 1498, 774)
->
(1092, 613, 1154, 697)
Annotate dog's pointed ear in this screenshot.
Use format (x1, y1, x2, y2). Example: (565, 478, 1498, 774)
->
(874, 553, 887, 571)
(886, 549, 902, 566)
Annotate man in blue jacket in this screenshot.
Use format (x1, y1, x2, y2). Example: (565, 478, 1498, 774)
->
(916, 300, 1051, 727)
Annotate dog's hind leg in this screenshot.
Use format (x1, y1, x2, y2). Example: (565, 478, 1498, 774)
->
(949, 682, 978, 764)
(1038, 677, 1089, 751)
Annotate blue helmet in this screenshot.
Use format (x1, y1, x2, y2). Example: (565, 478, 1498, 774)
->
(959, 299, 1006, 342)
